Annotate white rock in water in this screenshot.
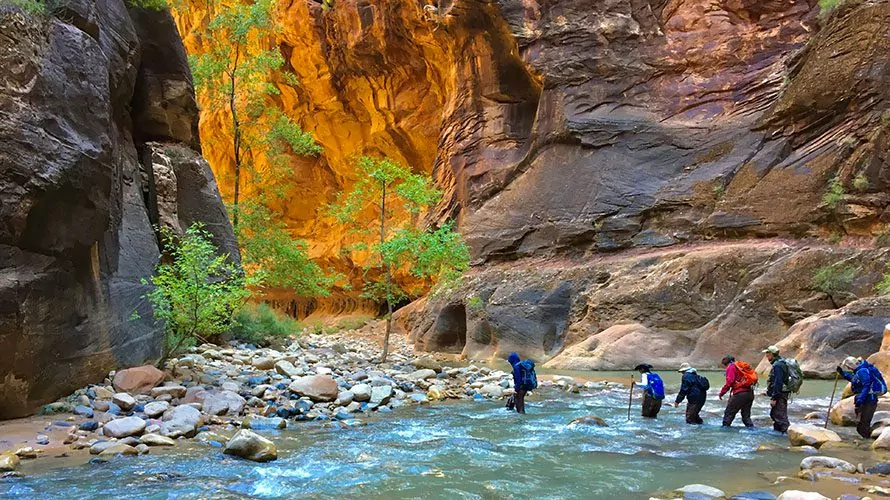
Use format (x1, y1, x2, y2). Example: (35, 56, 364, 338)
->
(776, 491, 830, 500)
(139, 433, 176, 447)
(103, 416, 146, 438)
(161, 405, 202, 438)
(674, 484, 725, 498)
(371, 385, 393, 405)
(787, 424, 841, 448)
(223, 429, 277, 462)
(799, 455, 856, 473)
(407, 369, 437, 382)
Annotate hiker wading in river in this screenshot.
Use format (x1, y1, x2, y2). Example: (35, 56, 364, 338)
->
(764, 345, 791, 433)
(718, 355, 757, 428)
(507, 352, 538, 414)
(837, 356, 887, 439)
(634, 364, 665, 418)
(674, 363, 708, 424)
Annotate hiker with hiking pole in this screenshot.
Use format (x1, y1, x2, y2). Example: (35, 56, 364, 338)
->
(718, 355, 757, 428)
(633, 364, 665, 418)
(836, 356, 887, 438)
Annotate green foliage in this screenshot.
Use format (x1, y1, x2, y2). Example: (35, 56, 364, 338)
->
(144, 224, 252, 359)
(877, 264, 890, 296)
(3, 0, 46, 14)
(228, 303, 299, 347)
(853, 174, 869, 191)
(818, 0, 843, 18)
(127, 0, 166, 9)
(327, 155, 470, 360)
(466, 295, 484, 311)
(237, 202, 339, 296)
(712, 184, 725, 201)
(822, 178, 845, 210)
(812, 263, 858, 295)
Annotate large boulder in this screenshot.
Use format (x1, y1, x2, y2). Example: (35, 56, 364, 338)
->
(799, 456, 856, 473)
(113, 366, 165, 395)
(103, 416, 147, 438)
(223, 429, 278, 462)
(831, 396, 890, 426)
(160, 404, 202, 438)
(288, 376, 338, 402)
(787, 424, 842, 448)
(0, 452, 19, 472)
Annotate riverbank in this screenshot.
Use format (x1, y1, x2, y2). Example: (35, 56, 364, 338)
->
(2, 322, 890, 499)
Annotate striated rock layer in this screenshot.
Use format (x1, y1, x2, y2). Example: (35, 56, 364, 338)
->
(0, 4, 235, 418)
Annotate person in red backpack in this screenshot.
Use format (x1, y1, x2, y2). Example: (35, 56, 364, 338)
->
(719, 355, 756, 428)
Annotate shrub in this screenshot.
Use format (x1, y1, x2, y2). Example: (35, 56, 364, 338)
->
(819, 0, 843, 18)
(822, 178, 845, 210)
(143, 223, 252, 359)
(812, 263, 858, 296)
(3, 0, 46, 14)
(229, 303, 300, 347)
(853, 174, 869, 191)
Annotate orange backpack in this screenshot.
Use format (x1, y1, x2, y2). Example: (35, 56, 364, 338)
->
(733, 361, 758, 390)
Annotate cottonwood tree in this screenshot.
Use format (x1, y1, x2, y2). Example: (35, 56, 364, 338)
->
(187, 0, 332, 295)
(328, 156, 470, 362)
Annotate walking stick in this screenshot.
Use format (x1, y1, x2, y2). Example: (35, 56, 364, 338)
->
(825, 372, 840, 429)
(628, 378, 635, 421)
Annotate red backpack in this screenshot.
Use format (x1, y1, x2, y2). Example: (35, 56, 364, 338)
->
(733, 361, 758, 390)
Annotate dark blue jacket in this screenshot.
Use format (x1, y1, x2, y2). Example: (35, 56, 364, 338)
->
(675, 371, 706, 405)
(508, 353, 522, 391)
(767, 357, 787, 399)
(841, 362, 878, 407)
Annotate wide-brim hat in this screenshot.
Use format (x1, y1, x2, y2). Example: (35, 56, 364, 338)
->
(762, 345, 779, 355)
(677, 362, 693, 372)
(634, 363, 653, 371)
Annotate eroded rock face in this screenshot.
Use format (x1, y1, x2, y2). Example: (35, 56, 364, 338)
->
(399, 242, 888, 367)
(176, 0, 889, 273)
(0, 3, 234, 418)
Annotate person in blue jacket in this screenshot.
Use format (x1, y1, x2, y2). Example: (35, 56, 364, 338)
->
(508, 352, 527, 414)
(674, 363, 707, 424)
(634, 364, 664, 418)
(838, 356, 880, 439)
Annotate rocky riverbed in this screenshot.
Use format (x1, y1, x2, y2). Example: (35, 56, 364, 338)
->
(3, 323, 890, 499)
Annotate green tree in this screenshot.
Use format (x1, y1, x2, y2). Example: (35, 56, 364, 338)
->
(328, 156, 470, 361)
(237, 201, 339, 296)
(144, 224, 253, 360)
(188, 0, 321, 229)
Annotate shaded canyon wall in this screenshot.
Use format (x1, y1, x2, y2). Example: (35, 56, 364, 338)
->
(0, 3, 236, 418)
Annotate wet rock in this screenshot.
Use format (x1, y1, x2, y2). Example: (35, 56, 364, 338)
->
(427, 386, 446, 400)
(98, 444, 138, 457)
(351, 384, 372, 402)
(112, 393, 137, 411)
(135, 444, 150, 455)
(675, 484, 726, 499)
(150, 385, 187, 399)
(113, 366, 165, 395)
(800, 456, 856, 473)
(371, 386, 393, 405)
(288, 376, 338, 402)
(36, 434, 49, 445)
(866, 462, 890, 475)
(139, 433, 175, 447)
(411, 357, 441, 372)
(0, 453, 19, 472)
(787, 424, 842, 448)
(731, 492, 776, 500)
(79, 420, 99, 432)
(252, 357, 277, 370)
(201, 391, 246, 416)
(775, 492, 830, 500)
(89, 441, 116, 455)
(569, 416, 608, 427)
(274, 360, 302, 378)
(831, 397, 890, 426)
(103, 416, 146, 438)
(336, 391, 355, 406)
(223, 429, 277, 462)
(241, 415, 287, 430)
(161, 405, 202, 438)
(74, 405, 94, 418)
(480, 384, 503, 398)
(407, 369, 437, 382)
(873, 427, 890, 450)
(143, 401, 169, 418)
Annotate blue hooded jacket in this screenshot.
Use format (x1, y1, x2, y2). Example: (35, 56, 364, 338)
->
(508, 352, 522, 390)
(841, 360, 878, 407)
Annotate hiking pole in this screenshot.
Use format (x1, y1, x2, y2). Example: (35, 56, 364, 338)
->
(628, 378, 635, 421)
(825, 371, 840, 429)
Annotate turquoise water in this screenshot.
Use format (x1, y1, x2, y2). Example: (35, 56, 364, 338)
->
(0, 376, 839, 499)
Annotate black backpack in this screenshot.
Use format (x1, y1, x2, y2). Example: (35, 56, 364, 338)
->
(696, 374, 710, 392)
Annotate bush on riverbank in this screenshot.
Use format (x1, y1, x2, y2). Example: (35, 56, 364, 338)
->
(229, 303, 301, 347)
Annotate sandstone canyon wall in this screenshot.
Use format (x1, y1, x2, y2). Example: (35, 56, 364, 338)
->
(0, 2, 235, 418)
(176, 0, 890, 368)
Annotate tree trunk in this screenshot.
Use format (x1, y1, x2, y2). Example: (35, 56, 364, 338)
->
(380, 181, 390, 363)
(229, 46, 242, 229)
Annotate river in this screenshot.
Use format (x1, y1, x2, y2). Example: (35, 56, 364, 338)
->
(0, 372, 849, 499)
